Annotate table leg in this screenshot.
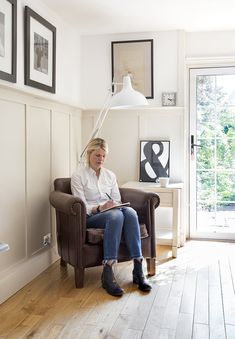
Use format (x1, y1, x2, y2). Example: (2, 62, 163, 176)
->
(172, 246, 177, 258)
(172, 190, 180, 258)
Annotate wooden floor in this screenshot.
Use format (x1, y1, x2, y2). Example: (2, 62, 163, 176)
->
(1, 240, 235, 339)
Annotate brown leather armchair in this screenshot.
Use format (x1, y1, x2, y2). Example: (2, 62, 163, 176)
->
(49, 178, 160, 288)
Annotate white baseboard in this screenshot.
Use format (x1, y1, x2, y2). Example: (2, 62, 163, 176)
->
(0, 247, 59, 304)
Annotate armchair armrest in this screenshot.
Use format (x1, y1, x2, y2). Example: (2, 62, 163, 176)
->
(49, 190, 87, 267)
(119, 187, 160, 239)
(49, 191, 86, 216)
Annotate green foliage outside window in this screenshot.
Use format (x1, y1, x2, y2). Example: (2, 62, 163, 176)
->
(196, 75, 235, 207)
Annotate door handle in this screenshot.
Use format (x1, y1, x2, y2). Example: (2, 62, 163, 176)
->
(191, 135, 202, 155)
(192, 143, 202, 147)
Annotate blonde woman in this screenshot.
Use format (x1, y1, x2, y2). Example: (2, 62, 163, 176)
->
(71, 138, 151, 296)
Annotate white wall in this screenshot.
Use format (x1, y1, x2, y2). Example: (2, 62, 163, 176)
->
(186, 31, 235, 59)
(81, 31, 184, 108)
(0, 0, 81, 107)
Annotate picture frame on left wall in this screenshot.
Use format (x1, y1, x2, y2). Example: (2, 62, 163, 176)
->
(0, 0, 17, 83)
(24, 6, 56, 93)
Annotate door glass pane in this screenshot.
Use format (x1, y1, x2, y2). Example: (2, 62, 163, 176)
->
(217, 138, 235, 168)
(195, 72, 235, 232)
(197, 139, 215, 169)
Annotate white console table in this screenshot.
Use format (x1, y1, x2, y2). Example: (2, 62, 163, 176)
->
(122, 181, 183, 258)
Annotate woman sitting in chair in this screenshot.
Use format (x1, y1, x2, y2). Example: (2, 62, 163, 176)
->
(71, 138, 151, 297)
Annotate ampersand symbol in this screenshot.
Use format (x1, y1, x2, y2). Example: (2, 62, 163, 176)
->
(140, 141, 169, 182)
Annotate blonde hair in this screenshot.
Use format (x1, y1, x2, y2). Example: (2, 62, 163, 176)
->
(86, 138, 108, 165)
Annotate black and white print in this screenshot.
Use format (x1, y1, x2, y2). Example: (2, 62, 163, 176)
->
(34, 32, 48, 74)
(140, 140, 170, 182)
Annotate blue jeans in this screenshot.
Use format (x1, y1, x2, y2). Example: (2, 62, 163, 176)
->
(87, 207, 142, 261)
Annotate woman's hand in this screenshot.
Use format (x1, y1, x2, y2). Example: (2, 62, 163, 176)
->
(100, 200, 117, 212)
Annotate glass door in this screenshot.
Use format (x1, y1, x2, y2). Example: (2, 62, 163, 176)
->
(190, 67, 235, 240)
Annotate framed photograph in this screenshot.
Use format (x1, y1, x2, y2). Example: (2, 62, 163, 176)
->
(0, 0, 17, 83)
(111, 39, 153, 99)
(24, 6, 56, 93)
(162, 92, 177, 106)
(139, 140, 170, 182)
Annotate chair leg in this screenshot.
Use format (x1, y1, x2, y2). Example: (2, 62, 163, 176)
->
(146, 258, 156, 276)
(60, 258, 67, 267)
(74, 267, 85, 288)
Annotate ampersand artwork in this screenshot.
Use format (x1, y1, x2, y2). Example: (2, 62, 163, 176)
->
(139, 141, 170, 182)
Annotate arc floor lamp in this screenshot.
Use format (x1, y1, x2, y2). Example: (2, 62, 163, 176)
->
(80, 74, 148, 160)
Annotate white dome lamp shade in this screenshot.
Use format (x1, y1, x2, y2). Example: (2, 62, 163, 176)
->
(110, 75, 148, 109)
(79, 75, 148, 160)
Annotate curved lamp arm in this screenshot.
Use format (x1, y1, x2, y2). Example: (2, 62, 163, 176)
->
(79, 75, 148, 162)
(79, 90, 113, 161)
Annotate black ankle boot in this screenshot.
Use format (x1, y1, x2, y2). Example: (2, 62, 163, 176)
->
(101, 264, 124, 297)
(133, 259, 152, 292)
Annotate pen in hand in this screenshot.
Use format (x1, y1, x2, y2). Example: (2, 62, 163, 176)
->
(105, 193, 113, 201)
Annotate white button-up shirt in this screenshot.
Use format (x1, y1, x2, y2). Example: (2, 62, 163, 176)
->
(71, 165, 121, 215)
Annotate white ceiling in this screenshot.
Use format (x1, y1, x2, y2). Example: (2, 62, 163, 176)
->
(40, 0, 235, 35)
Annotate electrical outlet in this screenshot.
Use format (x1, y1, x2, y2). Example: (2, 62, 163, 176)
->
(43, 233, 51, 246)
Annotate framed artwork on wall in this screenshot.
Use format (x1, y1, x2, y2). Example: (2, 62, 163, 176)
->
(0, 0, 17, 83)
(111, 39, 154, 99)
(139, 140, 170, 182)
(24, 6, 56, 93)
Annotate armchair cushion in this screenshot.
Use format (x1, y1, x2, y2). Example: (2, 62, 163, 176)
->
(86, 223, 149, 245)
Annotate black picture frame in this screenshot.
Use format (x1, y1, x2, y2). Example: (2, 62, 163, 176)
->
(24, 6, 56, 93)
(0, 0, 17, 83)
(139, 140, 170, 182)
(111, 39, 154, 99)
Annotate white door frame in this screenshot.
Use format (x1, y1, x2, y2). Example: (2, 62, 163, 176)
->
(189, 66, 235, 240)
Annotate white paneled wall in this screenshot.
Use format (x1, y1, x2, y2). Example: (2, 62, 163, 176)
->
(26, 106, 51, 255)
(82, 107, 185, 184)
(0, 99, 26, 269)
(0, 87, 81, 303)
(51, 111, 71, 179)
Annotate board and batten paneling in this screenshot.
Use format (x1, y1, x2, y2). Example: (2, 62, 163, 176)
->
(26, 106, 51, 255)
(100, 109, 140, 184)
(82, 107, 184, 184)
(51, 110, 71, 179)
(0, 87, 81, 304)
(0, 99, 26, 270)
(51, 110, 72, 246)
